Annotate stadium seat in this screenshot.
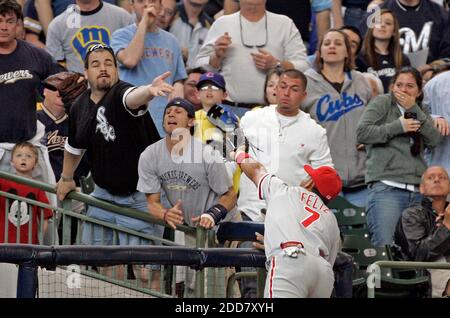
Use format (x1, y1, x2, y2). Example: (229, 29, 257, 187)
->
(328, 196, 368, 236)
(342, 234, 430, 298)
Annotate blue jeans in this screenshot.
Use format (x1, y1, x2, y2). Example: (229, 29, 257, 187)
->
(341, 186, 368, 208)
(366, 182, 422, 247)
(82, 185, 164, 246)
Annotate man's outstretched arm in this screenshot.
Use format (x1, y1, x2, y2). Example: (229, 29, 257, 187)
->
(233, 150, 268, 187)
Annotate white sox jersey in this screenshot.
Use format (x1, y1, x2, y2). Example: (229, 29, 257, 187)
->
(258, 173, 341, 265)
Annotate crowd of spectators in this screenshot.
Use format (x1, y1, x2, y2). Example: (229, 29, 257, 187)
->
(1, 0, 450, 297)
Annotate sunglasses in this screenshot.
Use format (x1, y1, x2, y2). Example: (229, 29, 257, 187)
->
(84, 43, 116, 66)
(239, 12, 267, 49)
(87, 43, 114, 54)
(199, 84, 221, 91)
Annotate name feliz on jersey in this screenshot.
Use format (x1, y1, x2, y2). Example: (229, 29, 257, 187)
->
(316, 92, 364, 122)
(299, 190, 330, 227)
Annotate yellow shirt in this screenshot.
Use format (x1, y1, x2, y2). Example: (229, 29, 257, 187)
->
(194, 109, 241, 193)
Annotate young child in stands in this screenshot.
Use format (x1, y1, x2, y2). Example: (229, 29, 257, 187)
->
(194, 72, 241, 192)
(0, 142, 53, 244)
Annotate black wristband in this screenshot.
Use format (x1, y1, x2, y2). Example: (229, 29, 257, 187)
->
(205, 204, 228, 225)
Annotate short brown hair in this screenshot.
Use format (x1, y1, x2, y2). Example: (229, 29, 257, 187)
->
(0, 0, 22, 20)
(12, 142, 38, 163)
(280, 69, 308, 90)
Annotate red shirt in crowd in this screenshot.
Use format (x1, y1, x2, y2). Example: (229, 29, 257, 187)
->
(0, 179, 53, 244)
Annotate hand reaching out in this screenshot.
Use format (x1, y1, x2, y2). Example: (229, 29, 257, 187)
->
(149, 71, 174, 97)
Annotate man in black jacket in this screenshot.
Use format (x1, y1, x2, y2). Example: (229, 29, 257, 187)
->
(395, 166, 450, 297)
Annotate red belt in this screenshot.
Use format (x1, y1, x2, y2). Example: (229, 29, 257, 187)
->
(280, 241, 304, 249)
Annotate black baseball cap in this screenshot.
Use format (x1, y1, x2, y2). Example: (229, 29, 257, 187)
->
(164, 98, 195, 118)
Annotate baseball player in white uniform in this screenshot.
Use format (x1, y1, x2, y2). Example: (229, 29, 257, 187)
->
(233, 149, 342, 298)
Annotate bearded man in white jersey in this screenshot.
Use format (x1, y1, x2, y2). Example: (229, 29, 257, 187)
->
(232, 147, 342, 298)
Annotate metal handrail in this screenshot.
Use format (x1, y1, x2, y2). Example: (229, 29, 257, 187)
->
(0, 170, 194, 234)
(367, 260, 450, 298)
(0, 170, 203, 297)
(0, 170, 269, 298)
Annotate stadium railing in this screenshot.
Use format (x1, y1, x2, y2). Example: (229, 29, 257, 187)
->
(0, 244, 266, 298)
(0, 171, 266, 298)
(367, 260, 450, 298)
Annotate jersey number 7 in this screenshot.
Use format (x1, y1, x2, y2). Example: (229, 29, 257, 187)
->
(301, 206, 320, 228)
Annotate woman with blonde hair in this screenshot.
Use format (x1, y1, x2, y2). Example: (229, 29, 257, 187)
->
(356, 9, 410, 93)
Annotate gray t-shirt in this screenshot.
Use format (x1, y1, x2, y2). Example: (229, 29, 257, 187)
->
(46, 2, 133, 73)
(137, 137, 232, 227)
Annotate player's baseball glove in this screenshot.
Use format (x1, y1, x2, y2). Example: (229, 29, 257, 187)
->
(206, 104, 249, 157)
(206, 103, 239, 132)
(43, 72, 87, 110)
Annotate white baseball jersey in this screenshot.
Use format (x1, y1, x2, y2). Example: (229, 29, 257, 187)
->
(258, 173, 341, 265)
(238, 105, 334, 222)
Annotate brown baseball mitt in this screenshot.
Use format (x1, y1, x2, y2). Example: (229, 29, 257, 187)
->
(43, 72, 88, 108)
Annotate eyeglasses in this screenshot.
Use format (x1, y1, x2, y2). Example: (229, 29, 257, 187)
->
(199, 84, 221, 91)
(239, 12, 268, 49)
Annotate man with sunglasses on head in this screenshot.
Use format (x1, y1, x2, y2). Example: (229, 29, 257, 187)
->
(195, 0, 309, 117)
(56, 44, 174, 286)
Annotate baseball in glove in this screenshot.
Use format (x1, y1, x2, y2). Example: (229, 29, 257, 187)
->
(43, 72, 88, 111)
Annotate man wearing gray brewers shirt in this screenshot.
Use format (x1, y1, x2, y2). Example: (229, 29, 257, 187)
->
(137, 98, 236, 229)
(137, 98, 236, 296)
(46, 0, 133, 73)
